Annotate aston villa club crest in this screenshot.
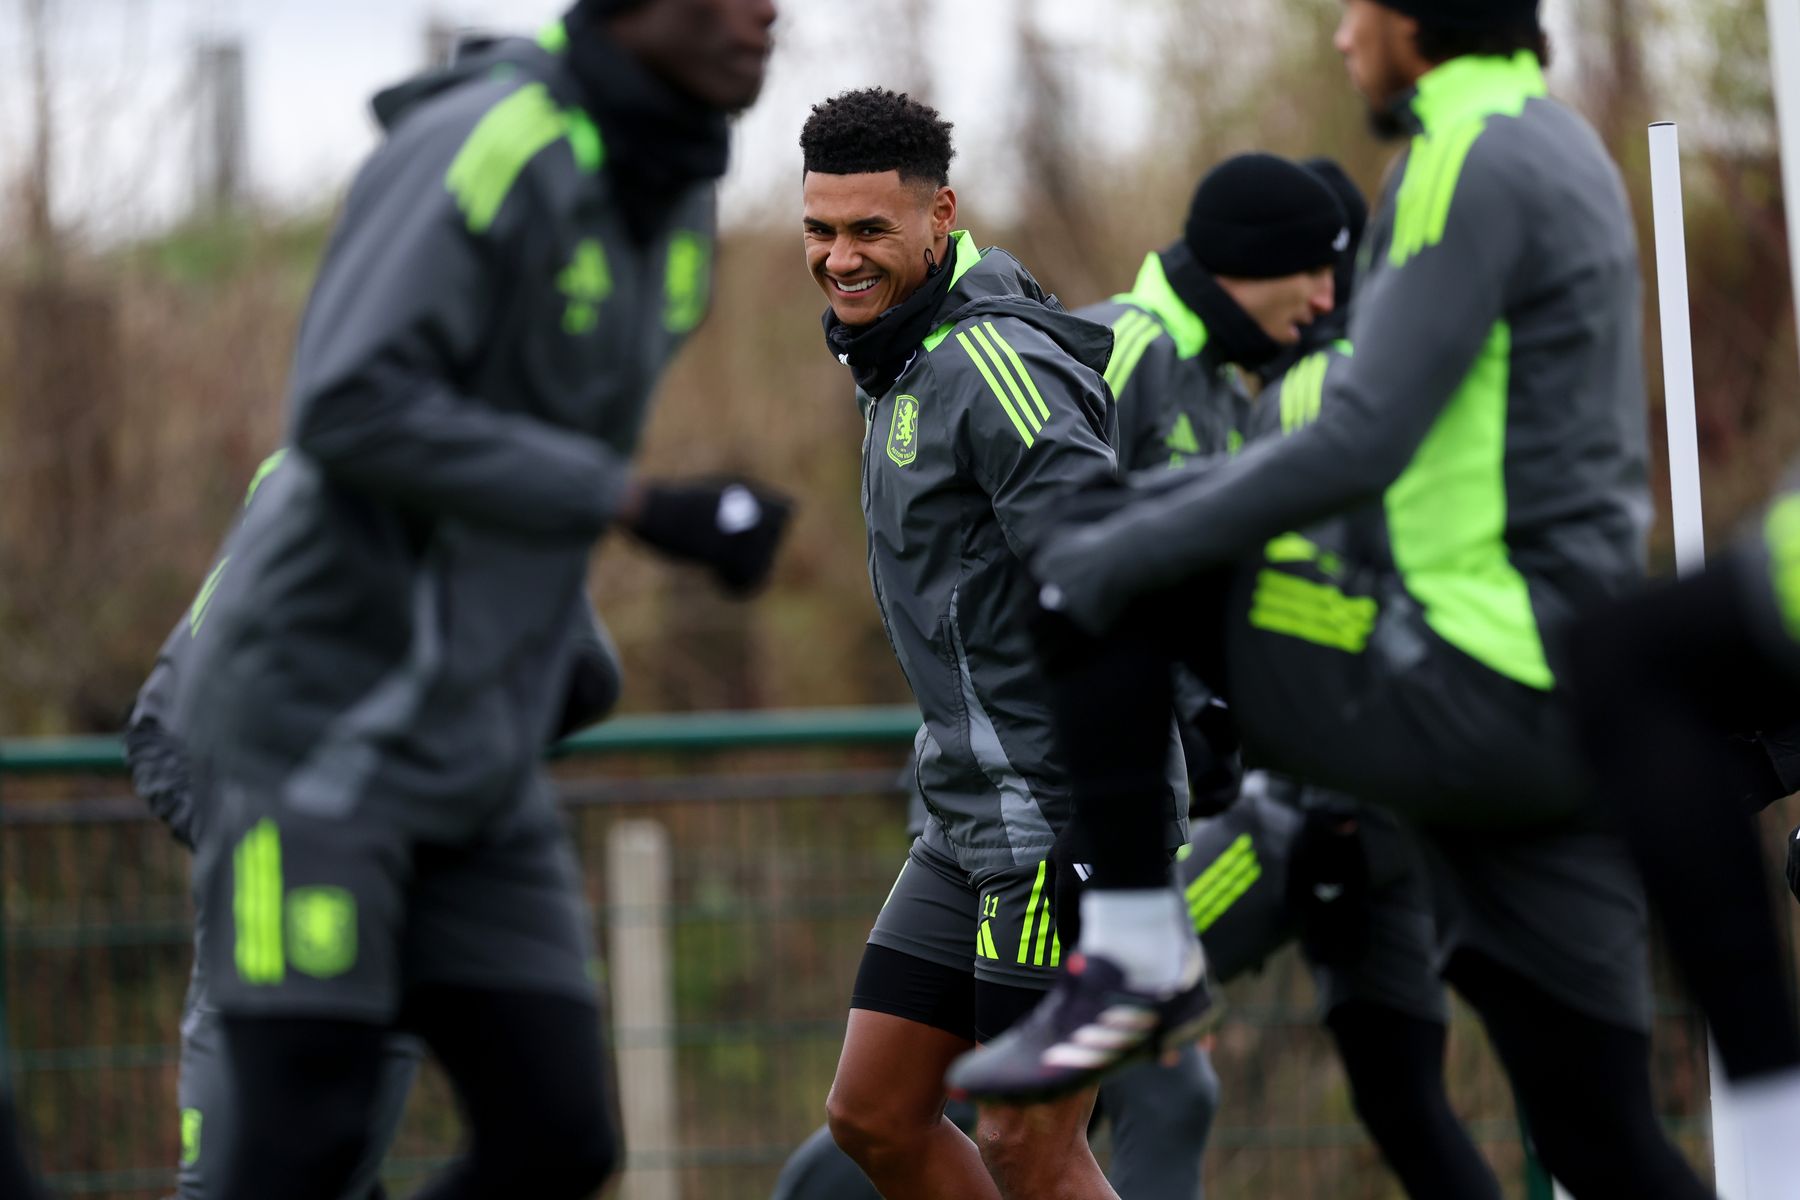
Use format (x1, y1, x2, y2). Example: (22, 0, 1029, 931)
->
(887, 394, 921, 467)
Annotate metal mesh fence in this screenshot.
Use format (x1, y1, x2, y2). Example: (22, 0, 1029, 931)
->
(0, 714, 1769, 1199)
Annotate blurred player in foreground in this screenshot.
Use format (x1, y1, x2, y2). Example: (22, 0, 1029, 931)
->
(126, 453, 633, 1198)
(127, 456, 420, 1200)
(1568, 494, 1800, 1188)
(166, 2, 789, 1197)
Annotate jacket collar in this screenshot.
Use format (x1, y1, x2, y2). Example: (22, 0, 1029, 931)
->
(1391, 51, 1548, 137)
(920, 229, 989, 348)
(1115, 251, 1209, 360)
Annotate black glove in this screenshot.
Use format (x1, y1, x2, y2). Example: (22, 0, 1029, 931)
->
(1285, 806, 1372, 968)
(1047, 823, 1094, 951)
(1787, 824, 1800, 907)
(631, 477, 793, 595)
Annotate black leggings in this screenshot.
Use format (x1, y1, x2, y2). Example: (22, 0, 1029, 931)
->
(1445, 950, 1713, 1200)
(221, 987, 617, 1200)
(1327, 1002, 1502, 1200)
(1567, 563, 1800, 1084)
(1043, 590, 1220, 891)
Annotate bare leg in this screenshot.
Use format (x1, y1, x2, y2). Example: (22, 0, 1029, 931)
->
(976, 1088, 1116, 1200)
(827, 1009, 1003, 1200)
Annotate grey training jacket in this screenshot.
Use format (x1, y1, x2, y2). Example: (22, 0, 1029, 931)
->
(172, 31, 712, 808)
(856, 231, 1188, 875)
(131, 458, 626, 849)
(1038, 52, 1650, 692)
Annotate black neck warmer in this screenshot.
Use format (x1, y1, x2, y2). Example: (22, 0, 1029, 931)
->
(1158, 243, 1284, 372)
(562, 14, 732, 239)
(822, 243, 958, 398)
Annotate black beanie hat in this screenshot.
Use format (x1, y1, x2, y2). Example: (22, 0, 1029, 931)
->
(1303, 158, 1367, 313)
(1374, 0, 1539, 30)
(571, 0, 654, 19)
(1184, 154, 1349, 280)
(1301, 158, 1367, 250)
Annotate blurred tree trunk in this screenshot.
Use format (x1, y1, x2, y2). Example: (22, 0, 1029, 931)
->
(896, 0, 932, 104)
(1, 0, 127, 730)
(1591, 0, 1649, 147)
(22, 0, 61, 273)
(1007, 0, 1108, 301)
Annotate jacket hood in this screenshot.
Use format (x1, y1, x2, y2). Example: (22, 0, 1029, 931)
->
(371, 35, 553, 131)
(936, 234, 1114, 380)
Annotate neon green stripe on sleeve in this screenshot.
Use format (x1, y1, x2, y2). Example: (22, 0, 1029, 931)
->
(983, 323, 1051, 423)
(957, 331, 1035, 447)
(969, 325, 1043, 434)
(189, 557, 232, 636)
(1105, 312, 1161, 395)
(1185, 836, 1258, 930)
(243, 450, 287, 507)
(1192, 857, 1261, 932)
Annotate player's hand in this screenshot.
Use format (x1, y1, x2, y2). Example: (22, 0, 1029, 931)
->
(628, 477, 793, 596)
(1787, 824, 1800, 906)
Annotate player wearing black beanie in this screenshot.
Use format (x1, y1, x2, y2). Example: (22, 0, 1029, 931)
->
(571, 0, 654, 15)
(1077, 152, 1344, 483)
(1183, 153, 1347, 282)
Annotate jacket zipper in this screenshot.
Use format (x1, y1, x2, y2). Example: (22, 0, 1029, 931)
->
(862, 397, 898, 650)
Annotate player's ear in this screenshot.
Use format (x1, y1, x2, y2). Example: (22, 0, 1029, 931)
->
(931, 186, 957, 238)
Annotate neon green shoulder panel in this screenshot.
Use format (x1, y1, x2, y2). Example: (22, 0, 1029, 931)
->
(1390, 52, 1545, 267)
(1384, 322, 1553, 690)
(1101, 252, 1210, 397)
(445, 80, 606, 235)
(1113, 253, 1209, 361)
(1105, 308, 1165, 397)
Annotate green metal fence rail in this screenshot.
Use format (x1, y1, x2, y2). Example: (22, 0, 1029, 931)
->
(0, 705, 928, 776)
(0, 707, 1719, 1199)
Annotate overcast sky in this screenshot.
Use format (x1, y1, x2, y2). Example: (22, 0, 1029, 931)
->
(0, 0, 1688, 244)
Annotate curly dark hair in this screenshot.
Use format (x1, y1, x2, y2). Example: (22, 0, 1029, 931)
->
(800, 88, 955, 187)
(1415, 21, 1551, 67)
